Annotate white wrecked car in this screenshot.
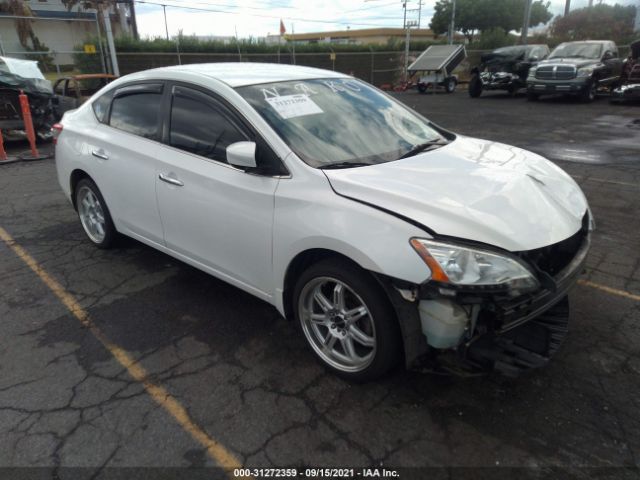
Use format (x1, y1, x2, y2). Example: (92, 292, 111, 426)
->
(54, 64, 592, 381)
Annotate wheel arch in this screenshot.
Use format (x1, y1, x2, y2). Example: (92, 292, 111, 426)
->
(281, 248, 425, 369)
(282, 248, 366, 322)
(69, 169, 92, 210)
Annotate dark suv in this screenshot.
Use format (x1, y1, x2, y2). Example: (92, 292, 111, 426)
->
(526, 40, 622, 102)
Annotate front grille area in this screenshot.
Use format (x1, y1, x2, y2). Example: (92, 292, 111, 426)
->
(519, 213, 588, 277)
(535, 65, 577, 80)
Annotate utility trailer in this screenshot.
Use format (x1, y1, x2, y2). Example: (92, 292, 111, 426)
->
(408, 44, 467, 94)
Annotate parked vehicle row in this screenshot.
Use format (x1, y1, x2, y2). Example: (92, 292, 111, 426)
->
(468, 40, 633, 103)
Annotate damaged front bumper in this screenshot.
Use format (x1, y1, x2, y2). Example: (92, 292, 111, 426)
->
(382, 227, 590, 378)
(611, 83, 640, 102)
(479, 71, 525, 91)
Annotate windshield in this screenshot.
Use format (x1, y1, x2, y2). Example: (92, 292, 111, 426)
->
(493, 46, 528, 56)
(549, 43, 602, 59)
(237, 78, 445, 168)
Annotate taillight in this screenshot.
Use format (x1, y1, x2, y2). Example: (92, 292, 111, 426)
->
(51, 123, 63, 145)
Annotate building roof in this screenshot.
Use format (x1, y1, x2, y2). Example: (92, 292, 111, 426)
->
(135, 63, 347, 88)
(286, 27, 435, 41)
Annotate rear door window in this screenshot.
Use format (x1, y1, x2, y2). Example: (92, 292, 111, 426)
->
(109, 90, 162, 140)
(169, 86, 247, 163)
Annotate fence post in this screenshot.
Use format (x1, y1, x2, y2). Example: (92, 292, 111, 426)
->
(369, 46, 374, 84)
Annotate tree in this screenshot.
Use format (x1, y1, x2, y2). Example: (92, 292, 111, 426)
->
(429, 0, 553, 43)
(550, 4, 637, 44)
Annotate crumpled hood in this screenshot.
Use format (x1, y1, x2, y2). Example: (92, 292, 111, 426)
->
(324, 136, 588, 252)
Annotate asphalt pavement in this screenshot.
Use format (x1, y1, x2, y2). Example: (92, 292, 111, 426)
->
(0, 89, 639, 480)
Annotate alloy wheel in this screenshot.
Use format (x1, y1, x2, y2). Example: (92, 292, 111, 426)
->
(298, 277, 376, 373)
(77, 186, 106, 243)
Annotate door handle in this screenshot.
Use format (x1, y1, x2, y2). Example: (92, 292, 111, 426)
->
(91, 149, 109, 160)
(158, 173, 184, 187)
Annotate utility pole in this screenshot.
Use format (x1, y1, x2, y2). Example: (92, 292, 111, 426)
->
(448, 0, 456, 44)
(521, 0, 533, 45)
(417, 0, 423, 28)
(128, 0, 139, 39)
(162, 4, 169, 40)
(102, 7, 120, 76)
(588, 0, 593, 7)
(564, 0, 571, 16)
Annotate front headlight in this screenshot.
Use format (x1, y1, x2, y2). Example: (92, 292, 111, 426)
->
(577, 67, 594, 78)
(410, 238, 539, 292)
(527, 67, 537, 77)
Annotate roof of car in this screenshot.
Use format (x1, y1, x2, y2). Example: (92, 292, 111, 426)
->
(141, 62, 349, 87)
(71, 74, 118, 80)
(559, 40, 611, 44)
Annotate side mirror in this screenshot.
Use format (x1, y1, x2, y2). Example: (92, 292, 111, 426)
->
(528, 55, 539, 62)
(226, 141, 257, 169)
(602, 51, 614, 61)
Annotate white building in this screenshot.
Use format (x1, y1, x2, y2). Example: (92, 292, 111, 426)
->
(0, 0, 135, 66)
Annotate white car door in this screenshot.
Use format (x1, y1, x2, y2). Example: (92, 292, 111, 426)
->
(155, 84, 282, 300)
(88, 83, 165, 245)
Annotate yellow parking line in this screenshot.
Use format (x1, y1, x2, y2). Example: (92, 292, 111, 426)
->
(0, 226, 249, 479)
(577, 279, 640, 302)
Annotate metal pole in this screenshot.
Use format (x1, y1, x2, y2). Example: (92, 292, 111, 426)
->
(103, 8, 120, 76)
(176, 33, 182, 65)
(0, 31, 5, 56)
(521, 0, 533, 45)
(564, 0, 571, 16)
(128, 0, 139, 39)
(162, 5, 169, 40)
(402, 1, 407, 29)
(94, 12, 108, 74)
(448, 0, 456, 44)
(235, 26, 242, 62)
(418, 0, 422, 28)
(291, 23, 296, 65)
(404, 26, 410, 81)
(369, 45, 374, 84)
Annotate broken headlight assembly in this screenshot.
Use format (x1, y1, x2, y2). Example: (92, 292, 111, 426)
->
(410, 238, 540, 293)
(577, 66, 595, 78)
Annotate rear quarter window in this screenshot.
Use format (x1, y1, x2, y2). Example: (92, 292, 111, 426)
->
(92, 89, 114, 124)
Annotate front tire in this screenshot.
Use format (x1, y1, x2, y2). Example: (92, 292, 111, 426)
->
(468, 75, 482, 98)
(293, 258, 401, 382)
(580, 79, 597, 103)
(75, 178, 117, 249)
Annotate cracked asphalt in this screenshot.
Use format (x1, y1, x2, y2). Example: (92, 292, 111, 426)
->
(0, 89, 639, 480)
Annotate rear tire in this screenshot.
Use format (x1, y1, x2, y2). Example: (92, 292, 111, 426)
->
(418, 83, 427, 93)
(468, 75, 482, 98)
(293, 258, 401, 382)
(75, 178, 117, 249)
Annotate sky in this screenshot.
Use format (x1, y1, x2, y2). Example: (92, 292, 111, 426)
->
(133, 0, 639, 39)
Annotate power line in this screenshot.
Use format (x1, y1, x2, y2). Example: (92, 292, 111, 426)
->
(135, 0, 404, 27)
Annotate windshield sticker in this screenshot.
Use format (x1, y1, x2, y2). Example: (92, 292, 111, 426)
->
(323, 80, 362, 93)
(294, 83, 318, 95)
(261, 87, 281, 100)
(266, 94, 323, 119)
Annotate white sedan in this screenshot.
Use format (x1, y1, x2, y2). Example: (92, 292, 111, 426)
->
(54, 63, 592, 381)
